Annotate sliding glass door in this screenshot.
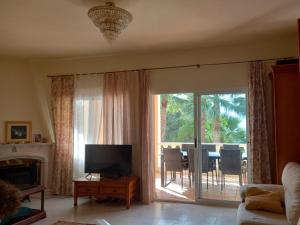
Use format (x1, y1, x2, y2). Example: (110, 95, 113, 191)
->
(153, 92, 249, 203)
(154, 93, 195, 202)
(195, 93, 248, 202)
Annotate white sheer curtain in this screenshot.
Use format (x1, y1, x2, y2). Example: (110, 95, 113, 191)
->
(73, 75, 104, 179)
(72, 71, 153, 203)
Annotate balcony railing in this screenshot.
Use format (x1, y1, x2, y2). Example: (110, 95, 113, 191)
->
(156, 142, 247, 169)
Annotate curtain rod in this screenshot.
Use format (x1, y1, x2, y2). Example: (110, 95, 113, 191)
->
(46, 56, 295, 78)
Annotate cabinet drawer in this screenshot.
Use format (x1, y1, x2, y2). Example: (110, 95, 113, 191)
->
(101, 187, 126, 195)
(77, 184, 99, 196)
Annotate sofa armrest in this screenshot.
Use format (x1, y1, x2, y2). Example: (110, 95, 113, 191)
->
(240, 184, 284, 203)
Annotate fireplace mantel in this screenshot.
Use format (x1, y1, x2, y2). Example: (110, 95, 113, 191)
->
(0, 143, 52, 148)
(0, 143, 54, 192)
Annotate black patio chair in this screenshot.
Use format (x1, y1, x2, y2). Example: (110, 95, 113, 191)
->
(202, 144, 218, 183)
(220, 149, 242, 191)
(202, 148, 217, 189)
(222, 144, 240, 150)
(163, 147, 185, 189)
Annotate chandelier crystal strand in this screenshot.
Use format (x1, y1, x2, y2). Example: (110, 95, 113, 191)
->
(88, 2, 133, 42)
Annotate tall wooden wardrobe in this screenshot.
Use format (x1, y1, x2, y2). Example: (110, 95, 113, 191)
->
(271, 19, 300, 183)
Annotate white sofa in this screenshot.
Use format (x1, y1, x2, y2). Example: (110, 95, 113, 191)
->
(237, 162, 300, 225)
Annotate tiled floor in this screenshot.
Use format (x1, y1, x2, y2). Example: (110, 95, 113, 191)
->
(25, 196, 237, 225)
(155, 171, 244, 202)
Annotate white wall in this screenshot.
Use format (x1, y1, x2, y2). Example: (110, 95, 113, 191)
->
(8, 36, 300, 140)
(30, 36, 297, 93)
(0, 60, 46, 142)
(31, 37, 297, 71)
(150, 63, 248, 94)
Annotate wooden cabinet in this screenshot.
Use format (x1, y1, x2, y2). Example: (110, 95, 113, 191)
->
(299, 19, 300, 72)
(271, 19, 300, 183)
(271, 64, 300, 183)
(76, 182, 99, 196)
(73, 176, 138, 209)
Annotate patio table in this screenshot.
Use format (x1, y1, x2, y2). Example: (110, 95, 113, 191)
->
(182, 151, 247, 159)
(161, 151, 247, 187)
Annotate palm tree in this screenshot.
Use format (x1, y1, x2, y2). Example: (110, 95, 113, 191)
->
(201, 94, 246, 143)
(220, 114, 246, 143)
(212, 95, 221, 142)
(160, 93, 246, 144)
(201, 96, 215, 143)
(160, 94, 194, 142)
(160, 94, 168, 141)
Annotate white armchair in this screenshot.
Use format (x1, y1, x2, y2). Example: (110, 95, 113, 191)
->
(237, 162, 300, 225)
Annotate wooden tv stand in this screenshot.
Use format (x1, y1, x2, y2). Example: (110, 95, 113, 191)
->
(73, 176, 139, 209)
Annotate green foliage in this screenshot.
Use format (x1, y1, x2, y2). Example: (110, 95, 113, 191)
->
(161, 93, 194, 142)
(220, 114, 246, 143)
(160, 93, 246, 143)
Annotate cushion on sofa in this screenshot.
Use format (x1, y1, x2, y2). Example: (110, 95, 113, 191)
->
(240, 184, 284, 203)
(282, 162, 300, 225)
(237, 203, 288, 225)
(245, 187, 284, 214)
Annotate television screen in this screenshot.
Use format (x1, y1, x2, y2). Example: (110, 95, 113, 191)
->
(84, 144, 132, 178)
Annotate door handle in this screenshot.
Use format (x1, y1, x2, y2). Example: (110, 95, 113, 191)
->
(194, 138, 197, 148)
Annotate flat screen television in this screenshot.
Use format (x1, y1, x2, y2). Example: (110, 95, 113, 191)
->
(84, 144, 132, 178)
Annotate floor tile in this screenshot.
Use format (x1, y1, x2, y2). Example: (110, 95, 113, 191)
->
(23, 196, 237, 225)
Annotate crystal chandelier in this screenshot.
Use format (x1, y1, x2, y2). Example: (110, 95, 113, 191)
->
(88, 2, 133, 42)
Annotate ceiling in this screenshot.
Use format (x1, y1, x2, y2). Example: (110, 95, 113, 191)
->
(0, 0, 299, 59)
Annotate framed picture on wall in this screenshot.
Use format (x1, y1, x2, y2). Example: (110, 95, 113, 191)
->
(33, 134, 42, 143)
(5, 121, 32, 144)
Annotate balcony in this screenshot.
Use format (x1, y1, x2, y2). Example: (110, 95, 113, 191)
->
(155, 142, 248, 202)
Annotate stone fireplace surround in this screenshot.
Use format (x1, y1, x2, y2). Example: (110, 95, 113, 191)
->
(0, 143, 53, 192)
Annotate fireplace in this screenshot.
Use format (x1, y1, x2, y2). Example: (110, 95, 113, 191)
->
(0, 144, 53, 192)
(0, 158, 41, 190)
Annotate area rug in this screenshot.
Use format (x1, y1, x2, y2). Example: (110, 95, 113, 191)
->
(52, 221, 97, 225)
(53, 220, 111, 225)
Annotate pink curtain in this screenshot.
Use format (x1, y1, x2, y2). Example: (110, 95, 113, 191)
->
(103, 70, 153, 203)
(138, 70, 153, 203)
(249, 61, 272, 184)
(103, 72, 131, 144)
(51, 76, 74, 195)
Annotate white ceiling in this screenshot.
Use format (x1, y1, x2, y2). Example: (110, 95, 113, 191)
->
(0, 0, 299, 59)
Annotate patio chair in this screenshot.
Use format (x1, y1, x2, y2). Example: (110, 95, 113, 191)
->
(187, 147, 217, 189)
(222, 144, 240, 150)
(202, 148, 217, 189)
(202, 144, 218, 182)
(163, 147, 185, 189)
(181, 144, 194, 154)
(220, 149, 242, 191)
(201, 144, 216, 152)
(187, 147, 194, 187)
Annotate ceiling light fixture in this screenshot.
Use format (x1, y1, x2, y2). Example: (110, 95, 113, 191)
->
(88, 2, 133, 42)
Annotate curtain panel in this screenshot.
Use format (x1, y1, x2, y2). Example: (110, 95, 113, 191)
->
(248, 61, 272, 184)
(51, 71, 153, 202)
(138, 70, 153, 203)
(103, 72, 131, 144)
(51, 76, 74, 195)
(103, 70, 153, 203)
(73, 75, 104, 179)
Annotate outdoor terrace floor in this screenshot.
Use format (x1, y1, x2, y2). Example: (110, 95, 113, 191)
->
(155, 171, 245, 202)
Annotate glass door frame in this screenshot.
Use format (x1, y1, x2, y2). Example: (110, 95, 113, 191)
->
(193, 90, 250, 205)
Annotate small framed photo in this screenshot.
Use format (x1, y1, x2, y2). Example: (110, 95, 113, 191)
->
(5, 121, 32, 144)
(33, 134, 42, 143)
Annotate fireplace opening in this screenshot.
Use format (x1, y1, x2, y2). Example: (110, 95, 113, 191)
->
(0, 158, 41, 190)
